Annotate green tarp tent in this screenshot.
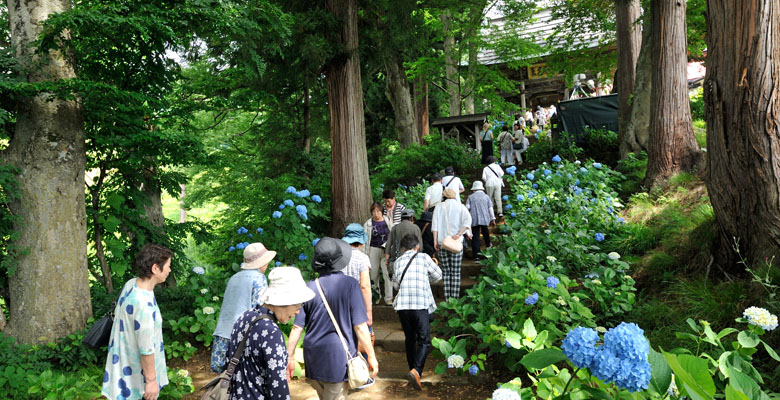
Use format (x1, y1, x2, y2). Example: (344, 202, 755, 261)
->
(554, 94, 618, 141)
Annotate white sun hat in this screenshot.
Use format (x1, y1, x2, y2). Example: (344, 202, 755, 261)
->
(241, 242, 277, 270)
(259, 267, 315, 306)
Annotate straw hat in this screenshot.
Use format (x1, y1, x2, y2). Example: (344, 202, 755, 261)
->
(241, 242, 277, 270)
(443, 188, 458, 199)
(258, 267, 315, 306)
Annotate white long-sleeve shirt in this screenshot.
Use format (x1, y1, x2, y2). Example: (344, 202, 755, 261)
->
(431, 199, 472, 244)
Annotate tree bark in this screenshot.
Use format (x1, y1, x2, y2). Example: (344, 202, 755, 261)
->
(464, 44, 477, 114)
(413, 78, 429, 140)
(441, 11, 460, 116)
(643, 0, 699, 187)
(615, 0, 642, 158)
(620, 14, 652, 158)
(138, 169, 176, 287)
(326, 0, 372, 236)
(303, 83, 311, 153)
(4, 0, 92, 343)
(384, 53, 418, 148)
(704, 0, 780, 270)
(89, 167, 114, 293)
(179, 184, 186, 223)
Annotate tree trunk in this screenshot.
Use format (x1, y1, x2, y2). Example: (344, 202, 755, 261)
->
(441, 12, 460, 116)
(179, 184, 186, 223)
(89, 168, 114, 293)
(620, 15, 652, 158)
(413, 78, 429, 140)
(643, 0, 699, 187)
(464, 44, 477, 114)
(4, 0, 92, 343)
(615, 0, 642, 158)
(138, 171, 176, 287)
(303, 83, 311, 153)
(384, 53, 418, 148)
(326, 0, 372, 236)
(704, 0, 780, 270)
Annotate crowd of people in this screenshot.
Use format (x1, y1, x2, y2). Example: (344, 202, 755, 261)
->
(101, 123, 525, 399)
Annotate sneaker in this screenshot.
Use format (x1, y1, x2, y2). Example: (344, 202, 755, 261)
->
(356, 377, 375, 390)
(374, 297, 381, 305)
(407, 369, 422, 390)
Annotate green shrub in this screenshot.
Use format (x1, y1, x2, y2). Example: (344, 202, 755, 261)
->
(371, 135, 481, 189)
(523, 132, 583, 165)
(690, 87, 705, 120)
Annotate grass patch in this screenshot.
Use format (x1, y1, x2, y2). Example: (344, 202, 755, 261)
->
(693, 119, 707, 149)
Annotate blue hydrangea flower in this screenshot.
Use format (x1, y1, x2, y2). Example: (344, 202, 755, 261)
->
(510, 212, 517, 217)
(546, 276, 560, 289)
(296, 205, 308, 217)
(312, 238, 320, 246)
(613, 357, 651, 392)
(248, 233, 253, 238)
(580, 167, 588, 173)
(502, 195, 509, 201)
(506, 166, 517, 176)
(603, 322, 649, 362)
(505, 339, 512, 348)
(593, 162, 602, 169)
(525, 292, 538, 305)
(284, 199, 294, 207)
(516, 194, 524, 202)
(312, 195, 322, 203)
(235, 242, 246, 250)
(526, 173, 534, 181)
(228, 246, 235, 252)
(299, 190, 311, 198)
(257, 227, 263, 234)
(192, 266, 205, 275)
(298, 253, 308, 261)
(286, 186, 297, 194)
(272, 211, 282, 219)
(552, 154, 562, 163)
(575, 179, 580, 185)
(532, 183, 538, 189)
(617, 217, 626, 224)
(561, 327, 600, 369)
(468, 365, 479, 376)
(275, 261, 281, 267)
(237, 227, 248, 234)
(595, 232, 605, 242)
(544, 169, 552, 176)
(590, 347, 621, 382)
(279, 204, 286, 210)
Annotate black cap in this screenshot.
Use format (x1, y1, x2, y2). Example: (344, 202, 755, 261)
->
(312, 237, 352, 274)
(419, 211, 433, 222)
(431, 173, 442, 181)
(444, 166, 454, 175)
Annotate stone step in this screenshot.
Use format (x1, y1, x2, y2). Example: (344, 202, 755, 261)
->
(431, 276, 477, 299)
(372, 320, 406, 352)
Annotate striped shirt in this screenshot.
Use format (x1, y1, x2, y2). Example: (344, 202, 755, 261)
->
(466, 190, 496, 226)
(343, 248, 371, 282)
(392, 250, 442, 313)
(384, 202, 407, 225)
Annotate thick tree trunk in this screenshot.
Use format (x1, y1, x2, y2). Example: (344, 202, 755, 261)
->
(704, 0, 780, 271)
(384, 53, 418, 148)
(441, 12, 460, 116)
(4, 0, 92, 343)
(413, 78, 429, 140)
(615, 0, 642, 158)
(464, 45, 477, 114)
(326, 0, 372, 236)
(620, 15, 652, 158)
(643, 0, 699, 187)
(138, 171, 176, 287)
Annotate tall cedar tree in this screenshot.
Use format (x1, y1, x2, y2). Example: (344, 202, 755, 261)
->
(704, 0, 780, 270)
(326, 0, 372, 235)
(615, 0, 642, 158)
(643, 0, 699, 187)
(3, 0, 92, 342)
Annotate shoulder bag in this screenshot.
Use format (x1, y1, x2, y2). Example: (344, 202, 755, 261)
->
(83, 302, 116, 348)
(200, 313, 271, 400)
(315, 278, 371, 389)
(440, 202, 464, 254)
(393, 253, 419, 291)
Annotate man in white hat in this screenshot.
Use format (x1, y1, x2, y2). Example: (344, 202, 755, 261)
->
(227, 267, 315, 399)
(465, 181, 496, 260)
(210, 242, 276, 373)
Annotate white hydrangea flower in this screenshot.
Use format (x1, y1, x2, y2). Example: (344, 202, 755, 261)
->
(546, 256, 557, 263)
(447, 354, 465, 369)
(177, 369, 189, 378)
(744, 306, 778, 331)
(596, 326, 607, 333)
(592, 279, 602, 285)
(608, 252, 620, 260)
(212, 296, 220, 301)
(202, 306, 216, 315)
(574, 160, 581, 165)
(200, 288, 208, 294)
(556, 296, 567, 306)
(492, 388, 522, 400)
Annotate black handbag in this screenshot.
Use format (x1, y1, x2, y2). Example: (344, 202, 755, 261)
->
(83, 302, 116, 348)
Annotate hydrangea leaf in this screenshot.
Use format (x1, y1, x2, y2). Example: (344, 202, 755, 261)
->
(647, 347, 672, 396)
(761, 340, 780, 362)
(521, 318, 537, 341)
(724, 384, 751, 400)
(520, 348, 566, 370)
(737, 331, 759, 349)
(663, 352, 716, 400)
(434, 361, 448, 375)
(726, 367, 761, 399)
(504, 331, 522, 349)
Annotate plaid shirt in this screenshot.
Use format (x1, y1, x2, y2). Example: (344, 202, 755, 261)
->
(392, 250, 442, 313)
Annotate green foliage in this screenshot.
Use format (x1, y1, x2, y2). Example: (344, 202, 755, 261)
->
(0, 163, 23, 296)
(690, 87, 706, 121)
(523, 132, 583, 165)
(433, 159, 637, 378)
(616, 151, 648, 196)
(371, 135, 480, 189)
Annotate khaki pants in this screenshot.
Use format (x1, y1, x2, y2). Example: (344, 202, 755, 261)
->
(486, 185, 502, 215)
(309, 379, 349, 400)
(368, 246, 393, 303)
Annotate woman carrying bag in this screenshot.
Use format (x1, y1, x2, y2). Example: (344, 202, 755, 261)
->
(431, 188, 472, 301)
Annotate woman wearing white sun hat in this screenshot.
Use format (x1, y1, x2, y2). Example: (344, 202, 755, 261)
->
(211, 242, 276, 373)
(226, 266, 316, 400)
